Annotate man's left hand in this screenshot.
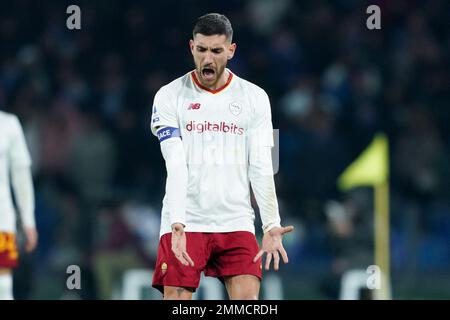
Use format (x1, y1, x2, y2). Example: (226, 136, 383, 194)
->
(253, 225, 294, 271)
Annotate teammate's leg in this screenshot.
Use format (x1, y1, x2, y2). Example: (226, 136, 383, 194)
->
(224, 274, 260, 300)
(0, 232, 18, 300)
(0, 269, 13, 300)
(163, 286, 194, 300)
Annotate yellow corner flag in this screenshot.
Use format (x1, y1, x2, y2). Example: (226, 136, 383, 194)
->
(337, 133, 392, 300)
(338, 133, 389, 190)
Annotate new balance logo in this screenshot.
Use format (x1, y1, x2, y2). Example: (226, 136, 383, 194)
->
(188, 103, 201, 110)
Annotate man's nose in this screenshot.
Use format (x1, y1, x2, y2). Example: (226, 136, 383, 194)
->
(203, 51, 214, 64)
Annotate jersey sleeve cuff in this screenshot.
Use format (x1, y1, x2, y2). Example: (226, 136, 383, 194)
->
(170, 216, 186, 228)
(262, 221, 281, 233)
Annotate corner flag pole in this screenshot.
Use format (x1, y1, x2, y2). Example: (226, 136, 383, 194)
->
(374, 180, 391, 300)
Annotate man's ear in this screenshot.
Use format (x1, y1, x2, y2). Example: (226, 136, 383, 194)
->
(228, 43, 237, 60)
(189, 39, 194, 55)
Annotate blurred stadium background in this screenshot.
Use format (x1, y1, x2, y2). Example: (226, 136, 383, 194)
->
(1, 0, 449, 299)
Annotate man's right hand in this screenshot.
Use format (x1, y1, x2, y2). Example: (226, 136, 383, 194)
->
(171, 223, 194, 267)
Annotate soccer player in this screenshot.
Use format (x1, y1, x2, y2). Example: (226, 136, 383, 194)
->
(151, 13, 294, 300)
(0, 111, 38, 300)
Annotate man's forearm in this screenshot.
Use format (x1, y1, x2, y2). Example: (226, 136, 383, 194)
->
(161, 137, 188, 227)
(249, 146, 281, 233)
(11, 166, 35, 228)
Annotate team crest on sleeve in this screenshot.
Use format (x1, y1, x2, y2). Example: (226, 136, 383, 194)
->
(152, 105, 160, 124)
(229, 101, 242, 116)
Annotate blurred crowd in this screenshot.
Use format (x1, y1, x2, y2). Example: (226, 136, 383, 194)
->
(1, 0, 449, 299)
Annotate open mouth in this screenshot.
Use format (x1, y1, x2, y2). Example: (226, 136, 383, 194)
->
(201, 67, 215, 81)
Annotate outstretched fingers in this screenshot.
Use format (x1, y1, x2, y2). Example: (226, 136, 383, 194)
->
(253, 249, 264, 263)
(279, 246, 289, 264)
(281, 225, 295, 235)
(173, 249, 189, 265)
(182, 251, 195, 267)
(273, 251, 281, 271)
(265, 252, 273, 270)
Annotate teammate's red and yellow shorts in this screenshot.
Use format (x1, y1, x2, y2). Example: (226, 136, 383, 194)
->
(152, 231, 262, 293)
(0, 232, 18, 268)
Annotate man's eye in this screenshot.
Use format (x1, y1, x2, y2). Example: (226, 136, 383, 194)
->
(212, 49, 222, 54)
(197, 48, 206, 52)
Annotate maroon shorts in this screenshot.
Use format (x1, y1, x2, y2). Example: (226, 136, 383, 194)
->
(152, 231, 262, 293)
(0, 232, 18, 269)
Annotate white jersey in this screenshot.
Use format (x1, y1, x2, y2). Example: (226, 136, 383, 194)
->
(151, 69, 275, 236)
(0, 111, 32, 232)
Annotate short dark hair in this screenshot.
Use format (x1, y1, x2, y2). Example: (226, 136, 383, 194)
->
(193, 13, 233, 42)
